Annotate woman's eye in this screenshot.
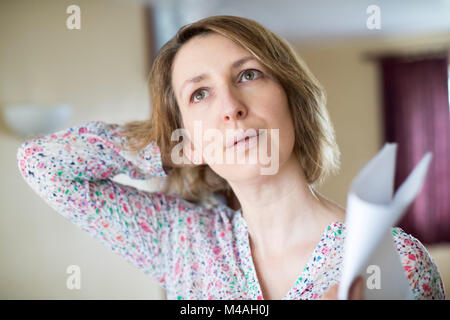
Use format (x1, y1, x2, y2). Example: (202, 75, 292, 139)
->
(240, 69, 261, 82)
(191, 88, 210, 103)
(189, 69, 261, 104)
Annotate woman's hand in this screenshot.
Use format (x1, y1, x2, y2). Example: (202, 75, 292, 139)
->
(319, 276, 365, 300)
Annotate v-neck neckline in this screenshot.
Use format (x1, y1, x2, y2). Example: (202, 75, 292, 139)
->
(235, 208, 342, 300)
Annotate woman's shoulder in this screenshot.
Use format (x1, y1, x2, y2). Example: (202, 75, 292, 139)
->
(325, 222, 446, 299)
(391, 227, 446, 299)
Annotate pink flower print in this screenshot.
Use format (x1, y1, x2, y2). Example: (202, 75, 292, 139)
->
(175, 257, 181, 275)
(78, 198, 88, 208)
(213, 246, 222, 255)
(206, 258, 213, 274)
(25, 148, 34, 156)
(100, 168, 113, 179)
(192, 262, 199, 272)
(417, 248, 424, 258)
(145, 206, 153, 217)
(403, 238, 413, 246)
(25, 146, 43, 154)
(305, 283, 314, 292)
(135, 201, 142, 210)
(321, 247, 329, 255)
(138, 221, 152, 233)
(87, 137, 98, 144)
(78, 127, 87, 134)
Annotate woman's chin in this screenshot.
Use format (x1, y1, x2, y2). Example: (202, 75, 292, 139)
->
(209, 162, 271, 183)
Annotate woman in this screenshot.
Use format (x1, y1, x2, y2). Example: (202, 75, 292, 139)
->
(17, 15, 445, 300)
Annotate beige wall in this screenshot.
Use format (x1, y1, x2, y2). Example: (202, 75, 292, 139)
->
(0, 0, 165, 299)
(297, 32, 450, 208)
(1, 0, 449, 299)
(296, 33, 450, 298)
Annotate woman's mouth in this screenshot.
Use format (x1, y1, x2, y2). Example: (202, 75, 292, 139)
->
(229, 132, 262, 152)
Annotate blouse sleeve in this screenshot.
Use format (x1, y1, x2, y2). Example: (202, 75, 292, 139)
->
(392, 227, 446, 300)
(16, 120, 181, 287)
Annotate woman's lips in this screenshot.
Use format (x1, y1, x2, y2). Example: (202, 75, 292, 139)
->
(228, 131, 262, 151)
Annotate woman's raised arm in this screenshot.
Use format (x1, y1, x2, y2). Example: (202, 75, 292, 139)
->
(16, 120, 182, 287)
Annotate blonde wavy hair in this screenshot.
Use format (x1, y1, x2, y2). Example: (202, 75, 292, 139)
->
(118, 15, 340, 205)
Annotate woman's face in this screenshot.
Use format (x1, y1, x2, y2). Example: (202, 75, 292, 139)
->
(171, 32, 296, 182)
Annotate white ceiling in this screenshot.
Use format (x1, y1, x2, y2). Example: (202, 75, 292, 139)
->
(211, 0, 450, 42)
(145, 0, 450, 47)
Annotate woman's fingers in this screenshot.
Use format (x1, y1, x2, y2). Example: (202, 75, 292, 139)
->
(348, 276, 365, 300)
(319, 283, 339, 300)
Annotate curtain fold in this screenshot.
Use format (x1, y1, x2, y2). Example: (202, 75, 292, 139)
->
(378, 52, 450, 245)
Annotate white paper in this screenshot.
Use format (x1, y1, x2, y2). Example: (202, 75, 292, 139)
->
(337, 143, 432, 300)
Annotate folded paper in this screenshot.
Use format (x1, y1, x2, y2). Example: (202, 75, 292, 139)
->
(338, 143, 432, 300)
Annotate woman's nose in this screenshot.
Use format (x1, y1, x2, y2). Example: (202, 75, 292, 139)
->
(221, 89, 248, 122)
(223, 107, 247, 121)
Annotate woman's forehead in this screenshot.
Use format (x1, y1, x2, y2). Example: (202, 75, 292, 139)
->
(171, 34, 260, 98)
(173, 34, 252, 75)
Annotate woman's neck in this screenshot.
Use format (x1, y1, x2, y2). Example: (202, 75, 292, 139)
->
(227, 154, 342, 257)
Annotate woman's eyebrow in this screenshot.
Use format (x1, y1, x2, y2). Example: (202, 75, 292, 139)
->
(179, 56, 257, 99)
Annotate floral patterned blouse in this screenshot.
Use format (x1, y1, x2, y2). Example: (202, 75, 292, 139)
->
(16, 121, 446, 300)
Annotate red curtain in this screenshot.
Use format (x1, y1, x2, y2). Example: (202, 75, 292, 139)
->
(378, 52, 450, 245)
